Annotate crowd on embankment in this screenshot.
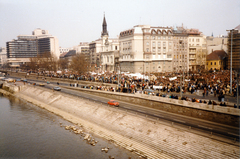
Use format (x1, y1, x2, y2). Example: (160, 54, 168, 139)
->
(3, 69, 240, 108)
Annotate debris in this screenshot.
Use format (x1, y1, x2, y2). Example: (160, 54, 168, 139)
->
(101, 147, 109, 153)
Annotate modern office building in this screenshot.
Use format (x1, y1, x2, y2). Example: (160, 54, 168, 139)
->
(227, 25, 240, 73)
(6, 28, 60, 67)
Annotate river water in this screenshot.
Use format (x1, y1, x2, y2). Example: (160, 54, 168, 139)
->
(0, 94, 138, 159)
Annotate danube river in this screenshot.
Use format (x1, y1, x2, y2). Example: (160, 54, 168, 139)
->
(0, 94, 138, 159)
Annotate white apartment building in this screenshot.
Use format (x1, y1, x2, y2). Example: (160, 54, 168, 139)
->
(0, 47, 7, 67)
(119, 25, 173, 73)
(206, 36, 228, 54)
(59, 47, 69, 54)
(187, 29, 207, 71)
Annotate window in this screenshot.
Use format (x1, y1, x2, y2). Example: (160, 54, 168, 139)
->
(153, 55, 156, 59)
(211, 62, 212, 65)
(192, 39, 194, 42)
(152, 42, 155, 47)
(147, 36, 149, 39)
(158, 48, 161, 53)
(169, 48, 172, 52)
(167, 54, 172, 58)
(115, 46, 118, 50)
(214, 62, 216, 65)
(189, 38, 191, 42)
(207, 62, 208, 65)
(196, 39, 200, 42)
(152, 36, 155, 39)
(158, 42, 161, 46)
(163, 48, 166, 53)
(158, 36, 161, 39)
(163, 42, 166, 47)
(163, 36, 166, 40)
(146, 48, 149, 52)
(169, 42, 172, 46)
(153, 48, 156, 52)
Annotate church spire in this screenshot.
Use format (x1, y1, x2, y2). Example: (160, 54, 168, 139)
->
(101, 13, 108, 36)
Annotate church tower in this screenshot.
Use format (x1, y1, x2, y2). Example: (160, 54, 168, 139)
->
(101, 13, 109, 52)
(101, 14, 108, 37)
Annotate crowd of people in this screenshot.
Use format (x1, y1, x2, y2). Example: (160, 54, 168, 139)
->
(40, 69, 239, 108)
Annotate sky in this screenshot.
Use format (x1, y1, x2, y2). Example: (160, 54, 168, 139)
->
(0, 0, 239, 48)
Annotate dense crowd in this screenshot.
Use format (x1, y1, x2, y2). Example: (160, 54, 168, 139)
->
(36, 69, 239, 108)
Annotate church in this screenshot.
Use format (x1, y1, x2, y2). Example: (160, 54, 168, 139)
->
(89, 14, 119, 72)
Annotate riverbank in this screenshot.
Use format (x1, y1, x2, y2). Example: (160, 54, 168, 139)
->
(1, 85, 239, 158)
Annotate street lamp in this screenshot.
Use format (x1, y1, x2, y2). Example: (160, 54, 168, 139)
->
(226, 29, 237, 94)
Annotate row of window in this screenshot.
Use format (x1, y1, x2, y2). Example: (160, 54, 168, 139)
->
(189, 38, 200, 42)
(146, 36, 172, 40)
(147, 42, 172, 47)
(207, 61, 222, 65)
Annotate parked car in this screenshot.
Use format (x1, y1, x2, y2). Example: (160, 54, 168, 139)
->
(53, 86, 61, 91)
(107, 100, 119, 107)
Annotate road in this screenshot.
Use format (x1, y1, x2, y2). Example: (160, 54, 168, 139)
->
(7, 76, 240, 144)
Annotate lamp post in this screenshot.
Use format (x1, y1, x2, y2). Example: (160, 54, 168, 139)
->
(226, 29, 236, 94)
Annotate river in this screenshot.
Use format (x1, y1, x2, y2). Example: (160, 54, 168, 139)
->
(0, 94, 138, 159)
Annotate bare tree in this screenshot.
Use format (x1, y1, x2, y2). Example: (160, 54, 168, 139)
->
(28, 57, 38, 71)
(70, 54, 89, 75)
(58, 58, 69, 70)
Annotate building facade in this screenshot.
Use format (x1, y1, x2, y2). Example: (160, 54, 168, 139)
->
(172, 26, 189, 73)
(89, 15, 119, 72)
(6, 28, 60, 67)
(59, 47, 69, 54)
(187, 29, 207, 71)
(206, 35, 228, 54)
(0, 47, 7, 67)
(206, 50, 228, 71)
(119, 25, 174, 73)
(227, 25, 240, 73)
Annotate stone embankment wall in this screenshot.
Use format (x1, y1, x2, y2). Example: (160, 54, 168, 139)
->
(0, 85, 239, 158)
(1, 82, 26, 93)
(63, 86, 240, 127)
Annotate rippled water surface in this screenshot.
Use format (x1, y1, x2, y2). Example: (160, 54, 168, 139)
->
(0, 94, 138, 158)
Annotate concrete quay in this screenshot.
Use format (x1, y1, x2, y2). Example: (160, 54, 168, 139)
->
(0, 83, 239, 159)
(61, 85, 240, 127)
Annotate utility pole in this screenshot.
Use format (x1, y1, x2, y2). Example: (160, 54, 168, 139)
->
(226, 29, 234, 94)
(236, 71, 239, 109)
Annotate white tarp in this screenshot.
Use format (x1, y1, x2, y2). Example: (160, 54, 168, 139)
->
(169, 77, 177, 81)
(153, 85, 163, 89)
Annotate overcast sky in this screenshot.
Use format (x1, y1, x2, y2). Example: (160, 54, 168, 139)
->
(0, 0, 239, 48)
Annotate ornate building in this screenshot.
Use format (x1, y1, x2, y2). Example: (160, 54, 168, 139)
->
(89, 14, 119, 72)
